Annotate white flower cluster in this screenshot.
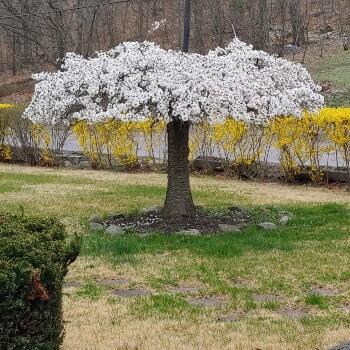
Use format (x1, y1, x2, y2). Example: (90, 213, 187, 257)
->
(24, 39, 324, 125)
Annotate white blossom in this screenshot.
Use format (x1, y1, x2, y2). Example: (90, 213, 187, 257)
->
(23, 39, 324, 125)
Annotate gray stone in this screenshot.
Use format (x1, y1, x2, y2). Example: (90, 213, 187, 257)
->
(278, 309, 309, 319)
(78, 160, 92, 169)
(280, 216, 290, 225)
(63, 281, 82, 289)
(256, 222, 278, 230)
(111, 289, 152, 297)
(88, 215, 104, 224)
(101, 155, 120, 168)
(308, 287, 338, 297)
(278, 211, 294, 219)
(140, 205, 163, 214)
(65, 155, 83, 165)
(169, 286, 200, 293)
(177, 229, 200, 236)
(106, 225, 124, 235)
(89, 222, 104, 230)
(64, 160, 73, 168)
(328, 341, 350, 350)
(188, 297, 226, 307)
(252, 293, 283, 302)
(218, 224, 242, 233)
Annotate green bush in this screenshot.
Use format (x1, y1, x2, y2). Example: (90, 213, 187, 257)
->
(0, 214, 81, 350)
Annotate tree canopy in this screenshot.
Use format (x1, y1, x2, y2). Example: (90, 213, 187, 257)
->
(23, 39, 324, 218)
(24, 39, 323, 126)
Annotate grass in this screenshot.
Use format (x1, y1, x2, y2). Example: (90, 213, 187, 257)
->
(1, 163, 350, 349)
(308, 51, 350, 89)
(307, 50, 350, 106)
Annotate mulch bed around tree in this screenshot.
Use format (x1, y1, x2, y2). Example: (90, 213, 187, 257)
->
(105, 208, 253, 235)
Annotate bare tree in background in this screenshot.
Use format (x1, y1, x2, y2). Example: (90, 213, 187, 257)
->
(289, 0, 305, 46)
(0, 0, 350, 74)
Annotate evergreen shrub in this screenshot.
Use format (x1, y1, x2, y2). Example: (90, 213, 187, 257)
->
(0, 214, 81, 350)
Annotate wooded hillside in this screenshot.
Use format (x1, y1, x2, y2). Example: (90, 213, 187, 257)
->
(0, 0, 349, 75)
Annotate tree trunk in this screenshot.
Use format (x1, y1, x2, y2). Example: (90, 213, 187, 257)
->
(163, 119, 195, 218)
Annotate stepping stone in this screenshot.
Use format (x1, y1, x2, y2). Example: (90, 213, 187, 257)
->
(342, 306, 350, 312)
(278, 309, 310, 319)
(106, 225, 124, 235)
(328, 341, 350, 350)
(111, 289, 152, 297)
(278, 211, 294, 219)
(256, 222, 278, 230)
(188, 297, 226, 307)
(98, 278, 131, 286)
(308, 288, 338, 297)
(89, 222, 104, 230)
(63, 281, 82, 289)
(169, 286, 201, 293)
(280, 216, 290, 225)
(252, 293, 283, 302)
(218, 315, 241, 322)
(88, 214, 104, 224)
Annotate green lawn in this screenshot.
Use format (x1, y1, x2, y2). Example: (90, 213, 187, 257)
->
(1, 164, 350, 349)
(307, 50, 350, 107)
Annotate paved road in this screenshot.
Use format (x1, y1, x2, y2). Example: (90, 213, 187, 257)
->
(62, 133, 346, 167)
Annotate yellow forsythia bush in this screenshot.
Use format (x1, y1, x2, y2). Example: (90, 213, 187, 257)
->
(30, 123, 55, 165)
(317, 107, 350, 167)
(264, 108, 350, 182)
(0, 103, 66, 165)
(189, 119, 267, 173)
(70, 108, 350, 183)
(3, 106, 350, 185)
(136, 119, 166, 166)
(0, 103, 15, 161)
(264, 114, 329, 183)
(72, 118, 167, 169)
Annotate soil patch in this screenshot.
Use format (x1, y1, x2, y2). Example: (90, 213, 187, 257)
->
(328, 341, 350, 350)
(63, 281, 82, 289)
(188, 297, 226, 307)
(98, 278, 131, 286)
(252, 293, 284, 303)
(169, 286, 201, 293)
(105, 209, 252, 235)
(308, 288, 339, 297)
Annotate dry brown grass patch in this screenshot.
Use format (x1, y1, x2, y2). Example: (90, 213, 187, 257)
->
(61, 294, 350, 350)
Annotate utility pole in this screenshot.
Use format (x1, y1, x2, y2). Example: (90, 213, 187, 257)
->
(182, 0, 190, 52)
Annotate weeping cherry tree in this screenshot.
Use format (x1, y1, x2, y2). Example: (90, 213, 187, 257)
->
(23, 39, 323, 218)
